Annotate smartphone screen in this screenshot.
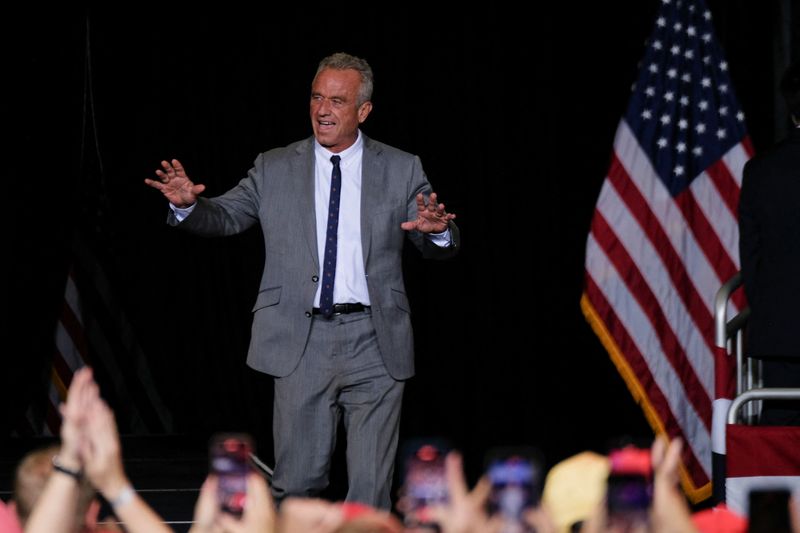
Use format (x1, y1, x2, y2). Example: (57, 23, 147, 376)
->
(606, 473, 651, 526)
(209, 433, 253, 517)
(606, 446, 652, 530)
(748, 488, 791, 533)
(400, 439, 450, 529)
(485, 447, 543, 533)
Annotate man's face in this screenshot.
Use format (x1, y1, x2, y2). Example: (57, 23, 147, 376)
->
(310, 68, 372, 153)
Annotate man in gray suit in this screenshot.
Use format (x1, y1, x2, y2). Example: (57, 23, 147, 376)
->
(145, 52, 459, 509)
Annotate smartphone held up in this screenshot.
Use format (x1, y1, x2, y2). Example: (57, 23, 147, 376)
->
(399, 438, 450, 530)
(606, 444, 652, 532)
(485, 446, 544, 533)
(209, 433, 254, 518)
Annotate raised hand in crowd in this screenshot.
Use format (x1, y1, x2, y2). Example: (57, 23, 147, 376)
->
(189, 473, 275, 533)
(24, 367, 99, 533)
(425, 451, 501, 533)
(24, 367, 172, 533)
(649, 436, 699, 533)
(81, 393, 172, 533)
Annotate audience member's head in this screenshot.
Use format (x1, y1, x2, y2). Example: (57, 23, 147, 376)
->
(691, 503, 747, 533)
(541, 451, 610, 533)
(13, 444, 98, 529)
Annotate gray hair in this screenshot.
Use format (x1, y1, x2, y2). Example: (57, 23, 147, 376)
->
(315, 52, 374, 106)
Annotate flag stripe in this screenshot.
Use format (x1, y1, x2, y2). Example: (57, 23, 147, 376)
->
(46, 368, 67, 435)
(54, 321, 83, 373)
(741, 136, 755, 159)
(674, 189, 738, 287)
(583, 274, 710, 487)
(51, 367, 68, 404)
(585, 235, 711, 481)
(58, 273, 90, 369)
(703, 158, 740, 221)
(688, 163, 747, 311)
(607, 153, 717, 367)
(614, 122, 724, 316)
(52, 349, 75, 393)
(590, 214, 713, 425)
(726, 425, 800, 477)
(726, 476, 800, 517)
(721, 140, 751, 186)
(597, 174, 715, 396)
(691, 162, 740, 264)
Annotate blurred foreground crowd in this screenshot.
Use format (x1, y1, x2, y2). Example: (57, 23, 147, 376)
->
(1, 368, 796, 533)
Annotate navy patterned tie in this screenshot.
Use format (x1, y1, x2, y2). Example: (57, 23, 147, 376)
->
(319, 155, 342, 318)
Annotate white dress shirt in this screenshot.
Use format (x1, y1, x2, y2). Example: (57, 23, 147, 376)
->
(172, 130, 452, 307)
(312, 133, 370, 306)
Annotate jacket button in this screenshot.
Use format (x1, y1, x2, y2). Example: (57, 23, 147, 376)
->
(305, 311, 312, 318)
(312, 275, 319, 282)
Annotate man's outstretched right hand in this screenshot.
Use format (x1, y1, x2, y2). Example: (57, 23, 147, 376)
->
(144, 158, 206, 208)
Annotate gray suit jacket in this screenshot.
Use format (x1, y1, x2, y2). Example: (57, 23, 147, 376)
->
(170, 135, 460, 379)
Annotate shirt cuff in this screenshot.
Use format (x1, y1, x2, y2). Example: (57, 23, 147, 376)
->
(426, 228, 452, 248)
(170, 202, 196, 222)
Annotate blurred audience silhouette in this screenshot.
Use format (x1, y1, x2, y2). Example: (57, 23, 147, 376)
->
(6, 366, 795, 532)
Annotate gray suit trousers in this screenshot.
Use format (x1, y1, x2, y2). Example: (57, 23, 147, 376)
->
(270, 308, 404, 509)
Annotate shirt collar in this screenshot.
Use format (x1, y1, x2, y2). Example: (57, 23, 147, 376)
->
(314, 130, 363, 166)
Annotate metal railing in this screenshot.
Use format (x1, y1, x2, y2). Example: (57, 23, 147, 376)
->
(727, 388, 800, 424)
(714, 272, 756, 423)
(714, 272, 800, 506)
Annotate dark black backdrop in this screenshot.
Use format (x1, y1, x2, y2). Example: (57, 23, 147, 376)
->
(2, 3, 789, 488)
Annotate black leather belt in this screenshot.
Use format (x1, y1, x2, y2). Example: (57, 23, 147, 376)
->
(312, 303, 370, 316)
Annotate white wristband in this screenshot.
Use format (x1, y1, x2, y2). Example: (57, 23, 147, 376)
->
(107, 485, 135, 509)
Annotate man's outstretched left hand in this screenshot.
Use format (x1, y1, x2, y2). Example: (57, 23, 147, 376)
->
(401, 192, 456, 234)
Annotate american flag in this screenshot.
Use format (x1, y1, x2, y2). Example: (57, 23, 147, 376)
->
(20, 268, 90, 437)
(20, 243, 175, 436)
(47, 270, 91, 435)
(17, 18, 175, 437)
(581, 0, 752, 501)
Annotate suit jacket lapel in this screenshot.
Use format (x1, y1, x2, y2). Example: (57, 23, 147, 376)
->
(361, 136, 385, 268)
(294, 138, 319, 267)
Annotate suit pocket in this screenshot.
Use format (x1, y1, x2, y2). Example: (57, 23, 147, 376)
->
(252, 286, 282, 312)
(391, 288, 410, 313)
